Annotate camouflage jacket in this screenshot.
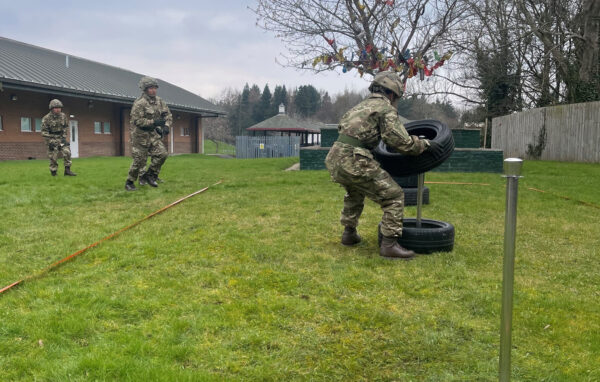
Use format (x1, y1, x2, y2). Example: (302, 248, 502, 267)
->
(130, 93, 173, 137)
(337, 93, 428, 154)
(41, 112, 68, 140)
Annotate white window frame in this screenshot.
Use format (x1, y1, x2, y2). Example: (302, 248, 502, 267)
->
(103, 121, 111, 134)
(34, 118, 42, 132)
(0, 115, 3, 131)
(20, 117, 31, 132)
(94, 121, 102, 134)
(181, 127, 190, 136)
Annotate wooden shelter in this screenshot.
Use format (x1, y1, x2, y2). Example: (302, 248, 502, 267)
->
(246, 104, 323, 146)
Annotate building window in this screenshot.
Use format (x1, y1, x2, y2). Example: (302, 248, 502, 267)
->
(103, 122, 111, 134)
(21, 117, 31, 132)
(0, 115, 3, 131)
(94, 121, 102, 134)
(35, 118, 42, 132)
(181, 127, 190, 136)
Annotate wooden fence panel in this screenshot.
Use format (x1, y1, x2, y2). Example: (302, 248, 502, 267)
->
(492, 101, 600, 163)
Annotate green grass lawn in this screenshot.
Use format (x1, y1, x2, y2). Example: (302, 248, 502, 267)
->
(0, 156, 598, 381)
(203, 140, 235, 155)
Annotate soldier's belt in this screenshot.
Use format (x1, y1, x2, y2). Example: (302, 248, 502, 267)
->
(337, 134, 368, 149)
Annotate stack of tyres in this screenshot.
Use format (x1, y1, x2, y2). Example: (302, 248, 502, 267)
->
(392, 175, 429, 206)
(375, 119, 456, 254)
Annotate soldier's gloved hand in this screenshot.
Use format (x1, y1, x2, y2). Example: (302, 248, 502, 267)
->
(155, 126, 163, 135)
(61, 138, 69, 146)
(162, 126, 170, 135)
(427, 140, 441, 151)
(153, 117, 167, 127)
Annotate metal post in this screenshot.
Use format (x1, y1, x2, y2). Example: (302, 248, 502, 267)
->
(416, 135, 426, 228)
(499, 158, 523, 382)
(483, 118, 488, 148)
(416, 172, 425, 228)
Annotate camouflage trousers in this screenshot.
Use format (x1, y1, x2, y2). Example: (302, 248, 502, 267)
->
(45, 138, 72, 172)
(325, 143, 405, 237)
(127, 133, 168, 182)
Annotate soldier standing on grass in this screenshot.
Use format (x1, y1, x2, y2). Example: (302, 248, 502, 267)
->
(125, 76, 172, 191)
(325, 72, 435, 259)
(41, 99, 77, 177)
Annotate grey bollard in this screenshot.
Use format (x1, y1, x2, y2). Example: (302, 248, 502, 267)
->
(416, 135, 426, 228)
(499, 158, 523, 382)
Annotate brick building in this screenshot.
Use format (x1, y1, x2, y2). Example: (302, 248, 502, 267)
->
(0, 37, 224, 160)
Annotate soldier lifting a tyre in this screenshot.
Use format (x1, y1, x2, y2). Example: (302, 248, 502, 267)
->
(325, 71, 438, 259)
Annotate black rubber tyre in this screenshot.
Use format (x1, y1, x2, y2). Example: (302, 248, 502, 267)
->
(373, 119, 455, 176)
(378, 219, 454, 254)
(403, 187, 429, 206)
(391, 175, 419, 188)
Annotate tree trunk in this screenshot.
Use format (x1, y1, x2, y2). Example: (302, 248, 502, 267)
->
(578, 0, 600, 83)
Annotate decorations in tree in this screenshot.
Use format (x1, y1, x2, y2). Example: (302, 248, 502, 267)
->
(310, 33, 453, 82)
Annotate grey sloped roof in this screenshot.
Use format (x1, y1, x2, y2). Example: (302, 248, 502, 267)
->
(247, 113, 321, 133)
(0, 36, 224, 115)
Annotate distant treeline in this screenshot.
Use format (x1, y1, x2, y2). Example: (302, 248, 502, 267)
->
(205, 83, 466, 142)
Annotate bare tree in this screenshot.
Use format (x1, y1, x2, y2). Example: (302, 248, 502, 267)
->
(516, 0, 600, 102)
(204, 116, 234, 154)
(252, 0, 467, 84)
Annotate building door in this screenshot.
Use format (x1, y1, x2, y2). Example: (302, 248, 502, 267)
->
(69, 120, 79, 158)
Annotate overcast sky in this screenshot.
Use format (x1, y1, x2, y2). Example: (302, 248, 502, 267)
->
(0, 0, 371, 101)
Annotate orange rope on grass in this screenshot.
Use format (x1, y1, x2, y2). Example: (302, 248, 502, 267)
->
(0, 180, 223, 296)
(526, 187, 600, 209)
(425, 181, 491, 186)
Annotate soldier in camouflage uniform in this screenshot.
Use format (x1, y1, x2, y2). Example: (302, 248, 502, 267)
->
(125, 76, 172, 191)
(41, 99, 77, 176)
(325, 72, 433, 259)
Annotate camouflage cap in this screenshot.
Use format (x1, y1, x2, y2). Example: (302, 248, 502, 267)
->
(369, 71, 404, 97)
(49, 99, 63, 109)
(139, 76, 159, 91)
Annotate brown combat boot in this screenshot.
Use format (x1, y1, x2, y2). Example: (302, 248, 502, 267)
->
(64, 166, 77, 176)
(341, 226, 362, 246)
(380, 236, 416, 259)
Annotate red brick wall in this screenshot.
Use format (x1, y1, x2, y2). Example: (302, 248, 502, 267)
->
(122, 107, 132, 157)
(70, 97, 121, 157)
(1, 88, 205, 160)
(0, 142, 47, 160)
(0, 89, 47, 160)
(0, 89, 123, 160)
(170, 113, 203, 154)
